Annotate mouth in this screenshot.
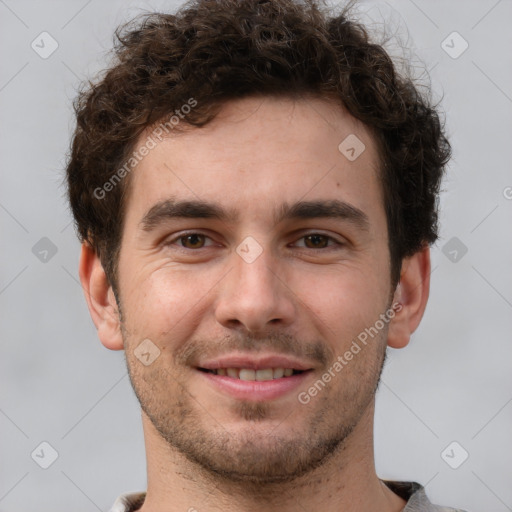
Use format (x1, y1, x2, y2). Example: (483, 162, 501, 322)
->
(195, 355, 314, 401)
(197, 367, 305, 380)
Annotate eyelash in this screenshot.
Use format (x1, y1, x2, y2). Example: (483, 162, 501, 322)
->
(164, 231, 344, 251)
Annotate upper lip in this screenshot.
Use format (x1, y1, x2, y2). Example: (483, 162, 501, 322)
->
(197, 353, 314, 371)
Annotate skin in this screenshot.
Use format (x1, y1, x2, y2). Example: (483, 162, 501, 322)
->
(80, 96, 431, 512)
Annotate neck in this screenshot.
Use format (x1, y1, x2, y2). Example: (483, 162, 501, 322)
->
(136, 402, 406, 512)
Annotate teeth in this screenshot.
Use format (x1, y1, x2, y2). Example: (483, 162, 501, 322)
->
(272, 367, 284, 379)
(239, 369, 256, 381)
(212, 367, 299, 379)
(256, 369, 273, 381)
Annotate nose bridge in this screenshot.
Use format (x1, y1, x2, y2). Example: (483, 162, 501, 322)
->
(214, 235, 295, 331)
(236, 239, 277, 292)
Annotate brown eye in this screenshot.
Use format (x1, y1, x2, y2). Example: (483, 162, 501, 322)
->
(303, 234, 331, 249)
(179, 234, 206, 249)
(165, 231, 217, 251)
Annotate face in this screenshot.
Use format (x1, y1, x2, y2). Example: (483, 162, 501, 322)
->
(116, 96, 394, 483)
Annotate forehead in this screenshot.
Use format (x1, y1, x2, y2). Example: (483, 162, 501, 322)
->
(123, 96, 384, 230)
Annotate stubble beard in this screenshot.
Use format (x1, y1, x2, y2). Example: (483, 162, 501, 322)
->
(123, 329, 388, 488)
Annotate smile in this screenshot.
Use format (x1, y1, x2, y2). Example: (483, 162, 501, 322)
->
(199, 367, 304, 380)
(197, 367, 313, 401)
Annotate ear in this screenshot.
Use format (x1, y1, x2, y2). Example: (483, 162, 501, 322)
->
(387, 245, 431, 349)
(78, 242, 124, 351)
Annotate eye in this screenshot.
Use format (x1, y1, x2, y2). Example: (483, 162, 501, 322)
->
(293, 233, 342, 250)
(167, 232, 215, 250)
(164, 232, 343, 251)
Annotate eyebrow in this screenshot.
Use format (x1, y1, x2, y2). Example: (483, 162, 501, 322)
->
(140, 197, 370, 233)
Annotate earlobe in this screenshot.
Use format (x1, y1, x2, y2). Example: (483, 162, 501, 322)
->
(386, 246, 431, 349)
(78, 242, 124, 351)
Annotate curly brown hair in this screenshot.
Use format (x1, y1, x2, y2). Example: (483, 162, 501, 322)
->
(65, 0, 451, 297)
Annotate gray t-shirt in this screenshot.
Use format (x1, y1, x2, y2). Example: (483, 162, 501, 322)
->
(108, 481, 468, 511)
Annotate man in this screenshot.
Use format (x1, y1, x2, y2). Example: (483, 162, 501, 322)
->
(66, 0, 465, 510)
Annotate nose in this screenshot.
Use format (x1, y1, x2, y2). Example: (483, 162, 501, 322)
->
(214, 244, 296, 334)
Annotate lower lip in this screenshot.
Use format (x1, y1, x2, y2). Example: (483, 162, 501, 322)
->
(198, 370, 312, 401)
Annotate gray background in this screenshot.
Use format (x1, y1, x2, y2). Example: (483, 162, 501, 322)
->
(1, 0, 511, 510)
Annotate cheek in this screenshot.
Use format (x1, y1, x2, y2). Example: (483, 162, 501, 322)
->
(122, 267, 213, 345)
(296, 266, 389, 351)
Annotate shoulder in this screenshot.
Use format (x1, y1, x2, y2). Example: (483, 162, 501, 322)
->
(382, 480, 468, 512)
(108, 491, 146, 512)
